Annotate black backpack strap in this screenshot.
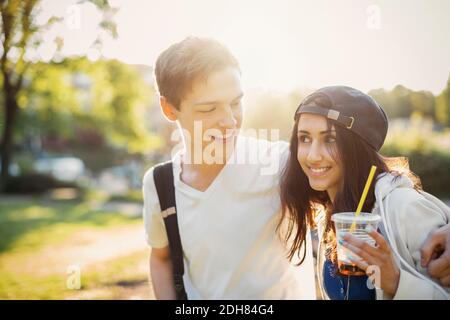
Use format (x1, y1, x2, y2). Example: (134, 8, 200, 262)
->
(153, 161, 188, 300)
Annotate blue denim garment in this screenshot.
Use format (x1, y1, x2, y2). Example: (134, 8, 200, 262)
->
(323, 259, 376, 300)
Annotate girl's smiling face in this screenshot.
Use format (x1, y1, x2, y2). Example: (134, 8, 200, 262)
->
(296, 113, 342, 201)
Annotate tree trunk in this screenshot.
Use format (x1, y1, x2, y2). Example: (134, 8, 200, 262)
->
(0, 95, 18, 193)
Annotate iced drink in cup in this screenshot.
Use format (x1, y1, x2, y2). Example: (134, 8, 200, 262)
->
(331, 212, 381, 276)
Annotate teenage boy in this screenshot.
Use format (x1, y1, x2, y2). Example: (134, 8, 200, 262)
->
(143, 37, 316, 299)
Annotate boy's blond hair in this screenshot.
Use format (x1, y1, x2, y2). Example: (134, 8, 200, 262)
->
(154, 37, 240, 109)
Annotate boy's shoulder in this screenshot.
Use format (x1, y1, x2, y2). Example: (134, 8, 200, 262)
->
(143, 150, 182, 190)
(142, 165, 159, 206)
(142, 165, 156, 189)
(236, 136, 289, 163)
(142, 159, 175, 192)
(229, 136, 289, 190)
(142, 159, 178, 217)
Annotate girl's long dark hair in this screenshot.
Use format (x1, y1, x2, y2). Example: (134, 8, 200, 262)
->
(278, 95, 421, 265)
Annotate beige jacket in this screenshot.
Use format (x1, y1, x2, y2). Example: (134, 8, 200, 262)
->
(317, 173, 450, 300)
(372, 173, 449, 299)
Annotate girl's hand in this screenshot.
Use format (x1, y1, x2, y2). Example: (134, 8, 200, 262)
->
(342, 229, 400, 297)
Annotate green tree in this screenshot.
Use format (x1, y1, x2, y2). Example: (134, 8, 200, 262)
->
(242, 89, 306, 141)
(390, 85, 413, 118)
(0, 0, 117, 191)
(435, 75, 450, 127)
(369, 86, 435, 120)
(19, 57, 159, 160)
(410, 90, 435, 119)
(83, 59, 158, 153)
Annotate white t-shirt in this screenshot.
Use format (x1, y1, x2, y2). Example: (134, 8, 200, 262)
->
(142, 136, 316, 299)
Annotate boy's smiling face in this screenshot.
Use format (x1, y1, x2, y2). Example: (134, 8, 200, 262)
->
(162, 66, 243, 164)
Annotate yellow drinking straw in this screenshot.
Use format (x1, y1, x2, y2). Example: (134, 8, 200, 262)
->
(349, 165, 378, 232)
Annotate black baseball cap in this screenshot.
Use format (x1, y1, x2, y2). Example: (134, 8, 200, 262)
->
(294, 86, 388, 151)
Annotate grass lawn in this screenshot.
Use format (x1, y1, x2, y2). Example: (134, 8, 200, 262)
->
(0, 195, 153, 300)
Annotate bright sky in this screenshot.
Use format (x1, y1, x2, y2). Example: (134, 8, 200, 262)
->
(39, 0, 450, 94)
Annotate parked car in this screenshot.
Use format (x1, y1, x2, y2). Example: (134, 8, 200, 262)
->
(33, 156, 86, 183)
(0, 158, 21, 176)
